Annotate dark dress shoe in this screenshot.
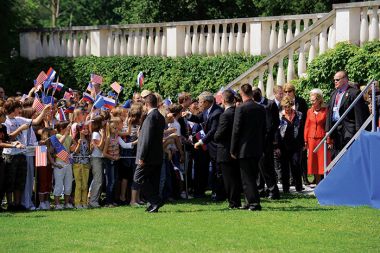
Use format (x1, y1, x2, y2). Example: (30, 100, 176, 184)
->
(239, 205, 249, 210)
(147, 204, 160, 213)
(228, 204, 242, 209)
(268, 192, 280, 200)
(248, 205, 262, 211)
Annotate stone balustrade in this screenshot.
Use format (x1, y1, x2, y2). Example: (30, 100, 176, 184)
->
(226, 1, 380, 98)
(19, 14, 326, 60)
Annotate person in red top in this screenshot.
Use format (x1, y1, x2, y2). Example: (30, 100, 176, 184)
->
(304, 88, 331, 184)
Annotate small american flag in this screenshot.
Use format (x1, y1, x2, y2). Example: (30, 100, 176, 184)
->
(111, 82, 123, 94)
(35, 71, 47, 88)
(56, 149, 71, 163)
(32, 96, 45, 112)
(90, 74, 103, 84)
(35, 146, 47, 167)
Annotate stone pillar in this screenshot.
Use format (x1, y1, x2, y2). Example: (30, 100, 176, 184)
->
(250, 21, 270, 56)
(20, 32, 39, 60)
(166, 25, 185, 57)
(335, 6, 361, 45)
(90, 29, 109, 56)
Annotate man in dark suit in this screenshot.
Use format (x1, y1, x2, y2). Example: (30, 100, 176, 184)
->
(252, 87, 280, 199)
(183, 91, 225, 201)
(231, 84, 266, 211)
(326, 70, 370, 158)
(134, 93, 166, 213)
(214, 89, 242, 208)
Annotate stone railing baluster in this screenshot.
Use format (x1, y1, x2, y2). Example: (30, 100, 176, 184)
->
(258, 69, 265, 96)
(228, 24, 236, 54)
(360, 7, 369, 45)
(106, 31, 113, 56)
(243, 23, 250, 54)
(369, 7, 379, 41)
(121, 31, 127, 56)
(114, 32, 120, 56)
(266, 62, 274, 98)
(298, 40, 306, 77)
(286, 20, 293, 43)
(206, 24, 214, 56)
(147, 27, 154, 56)
(221, 24, 228, 55)
(277, 56, 285, 86)
(199, 25, 206, 55)
(236, 23, 243, 53)
(287, 47, 295, 82)
(214, 24, 221, 55)
(269, 21, 277, 52)
(154, 27, 162, 56)
(184, 25, 191, 56)
(141, 28, 147, 56)
(278, 20, 285, 48)
(161, 28, 167, 56)
(79, 33, 86, 56)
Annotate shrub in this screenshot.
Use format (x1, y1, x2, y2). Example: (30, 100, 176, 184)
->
(0, 54, 263, 101)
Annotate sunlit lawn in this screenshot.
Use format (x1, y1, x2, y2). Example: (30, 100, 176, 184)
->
(1, 194, 379, 253)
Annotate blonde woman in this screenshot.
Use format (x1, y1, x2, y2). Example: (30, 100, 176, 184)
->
(304, 89, 330, 184)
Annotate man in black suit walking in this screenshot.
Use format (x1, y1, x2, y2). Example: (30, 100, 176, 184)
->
(326, 70, 369, 158)
(252, 87, 280, 199)
(183, 91, 225, 201)
(214, 89, 242, 208)
(134, 93, 166, 213)
(231, 84, 266, 211)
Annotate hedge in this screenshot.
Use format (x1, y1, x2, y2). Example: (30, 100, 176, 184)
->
(293, 41, 380, 103)
(0, 54, 263, 101)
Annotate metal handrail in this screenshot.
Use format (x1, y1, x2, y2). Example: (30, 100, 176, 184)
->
(325, 114, 373, 173)
(313, 79, 377, 175)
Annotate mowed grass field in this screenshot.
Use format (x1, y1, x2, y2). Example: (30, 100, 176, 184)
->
(0, 194, 379, 253)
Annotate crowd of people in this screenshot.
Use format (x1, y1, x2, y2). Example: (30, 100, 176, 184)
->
(0, 70, 373, 212)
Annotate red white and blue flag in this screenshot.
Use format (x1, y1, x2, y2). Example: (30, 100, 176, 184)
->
(35, 146, 48, 167)
(55, 108, 67, 121)
(50, 135, 72, 164)
(195, 130, 207, 151)
(103, 96, 116, 109)
(35, 71, 47, 89)
(46, 67, 56, 81)
(111, 82, 123, 94)
(64, 106, 75, 114)
(90, 74, 103, 84)
(52, 82, 64, 92)
(82, 92, 94, 103)
(137, 72, 144, 88)
(32, 95, 45, 113)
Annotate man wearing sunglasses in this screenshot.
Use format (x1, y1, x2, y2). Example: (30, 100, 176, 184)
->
(326, 71, 369, 158)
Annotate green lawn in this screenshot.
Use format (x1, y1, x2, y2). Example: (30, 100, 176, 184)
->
(1, 194, 379, 253)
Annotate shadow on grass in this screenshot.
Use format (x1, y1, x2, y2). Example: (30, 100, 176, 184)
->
(264, 205, 334, 212)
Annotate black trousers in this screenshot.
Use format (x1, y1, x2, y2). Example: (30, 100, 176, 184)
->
(331, 128, 351, 159)
(257, 144, 280, 195)
(134, 163, 162, 205)
(210, 158, 226, 201)
(279, 149, 303, 192)
(239, 157, 261, 207)
(220, 160, 241, 207)
(193, 149, 209, 197)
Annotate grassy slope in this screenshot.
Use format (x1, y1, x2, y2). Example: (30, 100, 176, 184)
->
(0, 195, 379, 253)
